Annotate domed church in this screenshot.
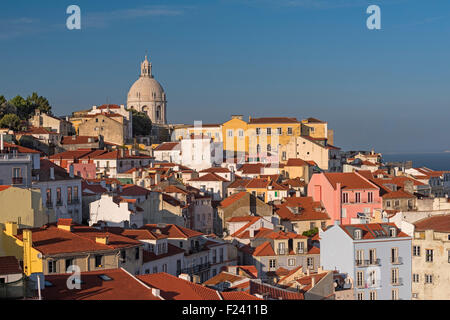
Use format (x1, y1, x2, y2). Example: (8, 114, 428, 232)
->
(127, 55, 167, 125)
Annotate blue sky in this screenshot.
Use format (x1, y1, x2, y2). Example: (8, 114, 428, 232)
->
(1, 0, 449, 153)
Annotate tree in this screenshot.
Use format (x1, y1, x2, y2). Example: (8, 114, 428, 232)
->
(0, 95, 6, 106)
(130, 109, 152, 136)
(302, 227, 319, 238)
(26, 92, 52, 115)
(0, 113, 21, 130)
(8, 95, 31, 120)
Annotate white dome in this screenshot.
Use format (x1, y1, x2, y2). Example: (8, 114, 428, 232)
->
(127, 76, 165, 103)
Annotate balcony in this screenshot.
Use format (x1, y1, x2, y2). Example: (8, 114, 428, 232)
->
(11, 177, 23, 185)
(46, 202, 53, 208)
(277, 249, 288, 255)
(56, 200, 63, 207)
(355, 259, 380, 267)
(68, 198, 80, 205)
(296, 248, 305, 254)
(391, 257, 403, 265)
(180, 262, 210, 275)
(391, 278, 403, 286)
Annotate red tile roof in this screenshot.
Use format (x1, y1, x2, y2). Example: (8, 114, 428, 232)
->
(153, 142, 180, 151)
(275, 197, 330, 222)
(324, 172, 378, 190)
(285, 158, 309, 167)
(200, 167, 231, 173)
(3, 142, 40, 154)
(249, 280, 304, 300)
(249, 117, 299, 124)
(414, 214, 450, 233)
(137, 273, 221, 300)
(340, 223, 410, 240)
(61, 136, 99, 145)
(142, 244, 185, 263)
(119, 184, 151, 196)
(188, 172, 228, 182)
(220, 291, 262, 300)
(0, 185, 12, 192)
(0, 256, 22, 275)
(141, 224, 203, 239)
(253, 241, 275, 256)
(42, 268, 160, 300)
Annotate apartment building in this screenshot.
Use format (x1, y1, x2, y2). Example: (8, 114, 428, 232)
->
(411, 215, 450, 300)
(320, 222, 412, 300)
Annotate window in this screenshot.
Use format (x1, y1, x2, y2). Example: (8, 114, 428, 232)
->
(135, 247, 140, 260)
(162, 264, 168, 273)
(392, 289, 399, 300)
(391, 247, 398, 263)
(355, 192, 361, 203)
(342, 193, 349, 203)
(266, 127, 272, 135)
(65, 259, 73, 272)
(74, 186, 79, 200)
(412, 274, 420, 283)
(238, 129, 244, 137)
(413, 245, 421, 256)
(448, 250, 450, 263)
(369, 291, 377, 300)
(67, 187, 72, 204)
(356, 250, 364, 265)
(212, 268, 217, 277)
(56, 188, 61, 205)
(297, 241, 304, 254)
(176, 260, 181, 275)
(386, 200, 391, 208)
(321, 221, 326, 229)
(121, 250, 126, 261)
(267, 144, 271, 152)
(391, 268, 399, 285)
(354, 229, 362, 240)
(307, 257, 314, 269)
(425, 274, 433, 284)
(287, 127, 293, 135)
(310, 222, 316, 230)
(389, 228, 397, 237)
(46, 189, 52, 205)
(282, 151, 287, 161)
(269, 259, 276, 268)
(227, 130, 233, 137)
(256, 128, 261, 135)
(153, 266, 158, 273)
(412, 293, 418, 299)
(95, 255, 103, 268)
(341, 208, 347, 218)
(368, 192, 373, 203)
(277, 127, 282, 135)
(219, 248, 224, 263)
(369, 249, 377, 264)
(288, 258, 295, 266)
(357, 292, 364, 300)
(12, 167, 21, 178)
(394, 200, 400, 207)
(425, 249, 433, 262)
(48, 260, 57, 273)
(356, 271, 364, 287)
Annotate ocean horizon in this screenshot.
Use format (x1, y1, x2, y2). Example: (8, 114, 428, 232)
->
(381, 152, 450, 171)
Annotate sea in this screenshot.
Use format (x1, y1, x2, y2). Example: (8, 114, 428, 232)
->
(382, 153, 450, 171)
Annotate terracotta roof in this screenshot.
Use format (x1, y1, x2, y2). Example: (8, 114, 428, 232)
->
(340, 223, 410, 240)
(227, 179, 251, 189)
(14, 222, 141, 255)
(82, 181, 108, 194)
(285, 158, 309, 167)
(230, 216, 262, 237)
(3, 142, 40, 154)
(137, 273, 221, 300)
(105, 227, 168, 241)
(253, 241, 276, 256)
(203, 271, 246, 286)
(39, 159, 80, 181)
(42, 268, 160, 300)
(249, 280, 304, 300)
(249, 117, 299, 124)
(275, 197, 330, 222)
(304, 117, 325, 123)
(61, 136, 99, 145)
(414, 215, 450, 233)
(227, 215, 258, 223)
(220, 291, 262, 300)
(119, 184, 151, 197)
(323, 172, 378, 190)
(188, 172, 228, 182)
(0, 185, 12, 192)
(239, 163, 265, 175)
(153, 142, 180, 151)
(283, 178, 306, 188)
(200, 167, 231, 173)
(141, 224, 203, 239)
(0, 256, 22, 275)
(97, 104, 121, 109)
(163, 185, 189, 194)
(382, 189, 415, 199)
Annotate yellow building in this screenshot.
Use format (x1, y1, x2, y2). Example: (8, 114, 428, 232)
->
(301, 117, 333, 145)
(0, 186, 56, 229)
(222, 116, 301, 162)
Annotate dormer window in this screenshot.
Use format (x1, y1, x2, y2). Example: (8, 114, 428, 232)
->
(354, 229, 362, 240)
(389, 228, 397, 237)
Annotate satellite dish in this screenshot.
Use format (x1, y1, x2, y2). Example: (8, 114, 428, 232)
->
(37, 253, 42, 259)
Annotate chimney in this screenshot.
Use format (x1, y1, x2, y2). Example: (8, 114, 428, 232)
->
(311, 276, 315, 288)
(93, 105, 97, 110)
(178, 273, 191, 282)
(69, 164, 74, 178)
(249, 229, 255, 238)
(96, 236, 109, 245)
(5, 221, 18, 236)
(50, 167, 55, 180)
(151, 288, 161, 297)
(192, 275, 201, 284)
(57, 219, 73, 231)
(0, 133, 4, 152)
(306, 269, 310, 276)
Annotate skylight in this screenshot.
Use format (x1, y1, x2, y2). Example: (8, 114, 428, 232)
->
(98, 274, 113, 281)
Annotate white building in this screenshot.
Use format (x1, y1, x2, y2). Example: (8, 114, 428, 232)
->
(153, 142, 181, 164)
(187, 172, 229, 201)
(320, 222, 412, 300)
(89, 194, 144, 228)
(181, 135, 223, 171)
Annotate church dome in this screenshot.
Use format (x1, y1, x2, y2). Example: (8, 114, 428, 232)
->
(127, 55, 166, 104)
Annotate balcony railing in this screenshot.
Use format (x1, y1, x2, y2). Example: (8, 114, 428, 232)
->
(296, 248, 305, 254)
(180, 262, 210, 275)
(11, 177, 23, 185)
(46, 202, 53, 208)
(355, 258, 381, 267)
(277, 249, 287, 255)
(391, 278, 403, 286)
(391, 257, 403, 265)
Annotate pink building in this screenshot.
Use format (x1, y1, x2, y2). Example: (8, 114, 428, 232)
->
(307, 172, 381, 224)
(69, 163, 97, 179)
